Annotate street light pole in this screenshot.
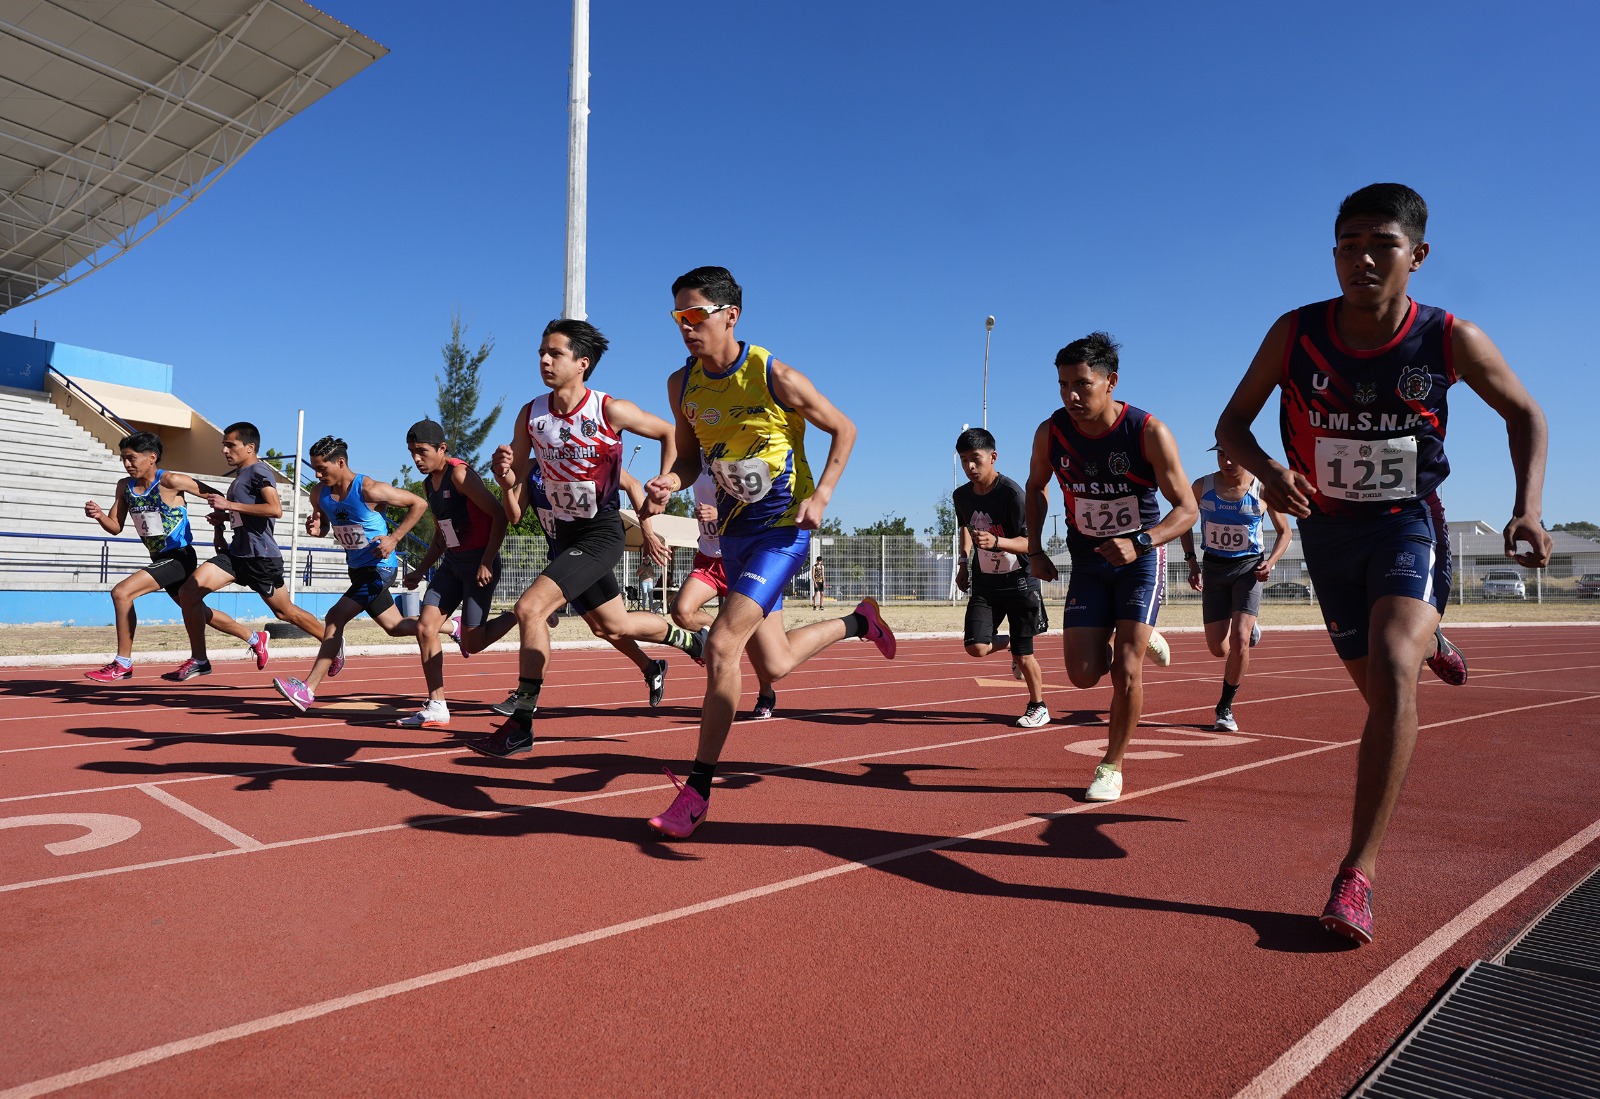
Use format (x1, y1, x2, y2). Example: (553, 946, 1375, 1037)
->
(981, 315, 995, 430)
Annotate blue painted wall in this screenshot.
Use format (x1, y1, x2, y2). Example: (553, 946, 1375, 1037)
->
(0, 331, 173, 394)
(0, 589, 341, 626)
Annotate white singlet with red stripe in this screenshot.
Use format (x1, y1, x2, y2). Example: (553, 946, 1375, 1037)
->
(525, 389, 623, 522)
(691, 471, 721, 559)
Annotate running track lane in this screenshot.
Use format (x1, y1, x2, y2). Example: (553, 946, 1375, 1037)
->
(0, 627, 1597, 1096)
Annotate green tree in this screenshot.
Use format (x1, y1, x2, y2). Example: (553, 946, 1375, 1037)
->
(817, 516, 844, 536)
(665, 490, 693, 517)
(926, 494, 957, 539)
(1551, 521, 1600, 541)
(853, 513, 916, 537)
(435, 312, 503, 473)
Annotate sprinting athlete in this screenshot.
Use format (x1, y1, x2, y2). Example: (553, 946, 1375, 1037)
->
(1216, 183, 1551, 945)
(1177, 444, 1291, 732)
(1025, 332, 1198, 804)
(641, 265, 896, 839)
(953, 428, 1048, 728)
(397, 419, 517, 729)
(483, 462, 691, 719)
(475, 318, 704, 758)
(82, 431, 255, 682)
(271, 436, 427, 712)
(672, 469, 778, 719)
(177, 421, 324, 668)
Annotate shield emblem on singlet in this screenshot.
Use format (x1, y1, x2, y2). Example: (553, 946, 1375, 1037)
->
(1108, 452, 1129, 476)
(1398, 363, 1432, 402)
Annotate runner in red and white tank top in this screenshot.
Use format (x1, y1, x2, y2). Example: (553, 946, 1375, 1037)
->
(524, 388, 624, 527)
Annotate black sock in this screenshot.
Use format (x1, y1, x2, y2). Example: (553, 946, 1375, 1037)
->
(840, 612, 869, 639)
(1218, 680, 1239, 710)
(514, 676, 542, 716)
(687, 759, 717, 800)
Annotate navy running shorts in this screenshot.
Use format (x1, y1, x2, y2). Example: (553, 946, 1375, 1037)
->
(1062, 545, 1166, 631)
(342, 564, 397, 616)
(424, 549, 502, 628)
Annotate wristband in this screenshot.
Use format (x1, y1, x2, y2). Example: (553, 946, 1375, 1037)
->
(1184, 552, 1197, 562)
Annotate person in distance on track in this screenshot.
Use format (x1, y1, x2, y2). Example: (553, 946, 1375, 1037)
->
(1215, 182, 1551, 945)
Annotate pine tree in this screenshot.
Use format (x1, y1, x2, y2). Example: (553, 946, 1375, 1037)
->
(436, 312, 503, 473)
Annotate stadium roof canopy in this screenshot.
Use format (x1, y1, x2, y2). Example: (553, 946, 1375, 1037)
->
(0, 0, 386, 313)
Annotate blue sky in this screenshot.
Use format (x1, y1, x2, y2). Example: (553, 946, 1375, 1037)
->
(5, 0, 1595, 534)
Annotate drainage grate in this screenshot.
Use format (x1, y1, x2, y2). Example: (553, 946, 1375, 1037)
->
(1348, 960, 1600, 1098)
(1501, 867, 1600, 985)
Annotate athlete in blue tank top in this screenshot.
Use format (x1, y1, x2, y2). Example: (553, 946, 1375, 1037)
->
(1025, 331, 1197, 806)
(270, 436, 429, 714)
(1215, 183, 1552, 946)
(82, 430, 256, 683)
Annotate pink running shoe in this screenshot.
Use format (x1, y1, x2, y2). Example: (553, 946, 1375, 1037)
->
(451, 615, 470, 659)
(647, 768, 708, 839)
(1320, 866, 1374, 945)
(1425, 628, 1467, 686)
(855, 598, 897, 659)
(328, 639, 346, 678)
(248, 631, 270, 671)
(84, 660, 132, 683)
(273, 676, 315, 713)
(161, 658, 212, 682)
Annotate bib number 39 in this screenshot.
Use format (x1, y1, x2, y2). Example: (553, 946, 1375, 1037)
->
(709, 458, 772, 504)
(1073, 494, 1140, 537)
(1314, 436, 1418, 502)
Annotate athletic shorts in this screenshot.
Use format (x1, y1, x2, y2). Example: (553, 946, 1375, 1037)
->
(964, 583, 1041, 656)
(342, 564, 397, 616)
(424, 549, 502, 628)
(570, 569, 621, 617)
(143, 546, 198, 602)
(1062, 546, 1166, 630)
(210, 552, 285, 600)
(544, 513, 625, 603)
(721, 525, 810, 615)
(1201, 553, 1263, 624)
(1299, 495, 1451, 662)
(688, 551, 728, 598)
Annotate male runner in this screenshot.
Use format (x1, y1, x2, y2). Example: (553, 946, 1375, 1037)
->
(176, 422, 324, 667)
(1215, 183, 1550, 945)
(474, 318, 704, 758)
(1177, 444, 1291, 732)
(672, 469, 778, 719)
(82, 431, 255, 681)
(1025, 332, 1197, 803)
(810, 558, 825, 609)
(396, 419, 517, 728)
(272, 436, 428, 711)
(953, 428, 1048, 728)
(641, 265, 896, 839)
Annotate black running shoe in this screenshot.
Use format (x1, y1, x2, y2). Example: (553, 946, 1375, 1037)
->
(645, 659, 668, 708)
(466, 720, 534, 758)
(752, 692, 777, 720)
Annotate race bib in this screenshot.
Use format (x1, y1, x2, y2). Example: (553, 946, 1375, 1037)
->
(1314, 436, 1418, 502)
(1072, 494, 1141, 537)
(535, 506, 556, 538)
(697, 516, 719, 541)
(709, 458, 772, 504)
(1203, 523, 1252, 554)
(977, 541, 1020, 574)
(131, 508, 164, 538)
(546, 479, 597, 521)
(437, 517, 460, 549)
(226, 509, 243, 531)
(331, 523, 369, 551)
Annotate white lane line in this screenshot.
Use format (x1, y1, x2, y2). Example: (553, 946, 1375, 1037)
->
(0, 738, 1354, 1099)
(136, 785, 263, 851)
(1233, 815, 1600, 1099)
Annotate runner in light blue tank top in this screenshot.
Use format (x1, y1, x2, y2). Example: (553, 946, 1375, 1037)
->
(319, 473, 398, 570)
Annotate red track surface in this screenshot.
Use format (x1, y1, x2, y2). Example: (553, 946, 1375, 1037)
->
(3, 625, 1598, 1097)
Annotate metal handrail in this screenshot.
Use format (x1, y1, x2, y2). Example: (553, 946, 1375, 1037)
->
(45, 367, 135, 434)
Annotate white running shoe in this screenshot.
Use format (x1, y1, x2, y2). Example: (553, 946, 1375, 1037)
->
(1145, 630, 1171, 667)
(1011, 657, 1024, 681)
(1249, 622, 1261, 648)
(1085, 763, 1123, 802)
(1016, 702, 1049, 728)
(1214, 707, 1238, 732)
(397, 700, 450, 728)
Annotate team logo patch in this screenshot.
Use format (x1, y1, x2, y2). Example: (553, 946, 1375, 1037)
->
(1398, 363, 1432, 402)
(1108, 452, 1130, 476)
(535, 419, 547, 433)
(1354, 383, 1377, 405)
(1395, 551, 1416, 569)
(701, 407, 721, 426)
(1312, 373, 1331, 392)
(685, 402, 698, 421)
(1084, 462, 1100, 476)
(580, 418, 597, 438)
(1058, 455, 1071, 472)
(558, 425, 572, 442)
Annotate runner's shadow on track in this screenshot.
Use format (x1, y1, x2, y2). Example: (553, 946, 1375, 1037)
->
(3, 679, 275, 718)
(747, 761, 1066, 797)
(784, 708, 1049, 728)
(70, 724, 456, 766)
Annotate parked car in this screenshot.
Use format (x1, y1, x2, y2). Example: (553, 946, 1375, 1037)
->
(1262, 580, 1312, 602)
(1576, 574, 1600, 599)
(1481, 570, 1526, 599)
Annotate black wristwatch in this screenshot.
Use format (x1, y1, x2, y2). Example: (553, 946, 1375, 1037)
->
(1131, 531, 1154, 556)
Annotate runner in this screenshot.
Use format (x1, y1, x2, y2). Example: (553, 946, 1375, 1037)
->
(394, 419, 517, 729)
(81, 431, 256, 682)
(176, 421, 324, 667)
(672, 469, 778, 719)
(1025, 332, 1197, 803)
(472, 318, 704, 758)
(1215, 182, 1551, 945)
(1177, 443, 1291, 732)
(810, 558, 825, 609)
(482, 461, 689, 719)
(953, 428, 1048, 728)
(641, 265, 896, 839)
(270, 436, 428, 712)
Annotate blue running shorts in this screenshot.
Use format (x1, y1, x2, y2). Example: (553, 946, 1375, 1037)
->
(1062, 546, 1166, 630)
(720, 526, 811, 615)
